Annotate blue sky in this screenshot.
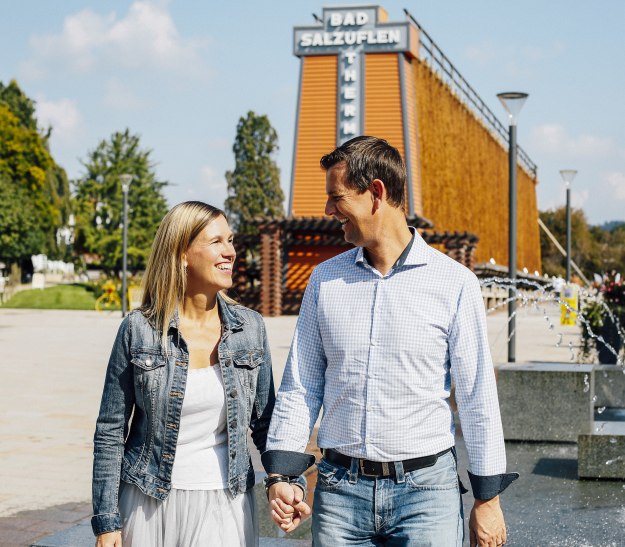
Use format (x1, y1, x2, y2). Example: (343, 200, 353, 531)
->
(1, 0, 624, 225)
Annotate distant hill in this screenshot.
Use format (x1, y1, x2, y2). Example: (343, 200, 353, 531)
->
(600, 220, 625, 232)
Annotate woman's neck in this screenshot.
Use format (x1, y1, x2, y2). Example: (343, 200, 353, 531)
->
(181, 291, 220, 326)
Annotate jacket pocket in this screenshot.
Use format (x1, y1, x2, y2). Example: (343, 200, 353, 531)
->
(130, 352, 167, 405)
(231, 349, 263, 369)
(131, 353, 167, 370)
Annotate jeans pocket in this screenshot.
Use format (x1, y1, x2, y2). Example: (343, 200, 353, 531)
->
(316, 459, 348, 491)
(405, 452, 458, 491)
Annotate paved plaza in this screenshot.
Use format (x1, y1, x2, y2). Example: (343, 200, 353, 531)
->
(1, 303, 624, 546)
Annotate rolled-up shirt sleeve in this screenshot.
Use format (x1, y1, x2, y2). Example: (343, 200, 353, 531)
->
(262, 269, 324, 475)
(449, 273, 518, 499)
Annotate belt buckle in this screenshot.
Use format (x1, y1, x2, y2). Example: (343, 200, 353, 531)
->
(358, 459, 374, 477)
(358, 459, 391, 477)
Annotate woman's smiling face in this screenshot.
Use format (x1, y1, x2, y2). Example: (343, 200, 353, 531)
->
(184, 215, 236, 292)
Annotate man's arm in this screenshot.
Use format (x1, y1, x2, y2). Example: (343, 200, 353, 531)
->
(448, 273, 518, 546)
(261, 269, 327, 530)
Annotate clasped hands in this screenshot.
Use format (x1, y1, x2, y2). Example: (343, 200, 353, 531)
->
(267, 480, 311, 533)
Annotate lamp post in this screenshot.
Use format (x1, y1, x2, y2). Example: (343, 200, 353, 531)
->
(559, 169, 577, 283)
(120, 174, 133, 317)
(497, 92, 528, 363)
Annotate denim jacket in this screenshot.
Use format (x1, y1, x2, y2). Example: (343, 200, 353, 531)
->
(91, 295, 275, 536)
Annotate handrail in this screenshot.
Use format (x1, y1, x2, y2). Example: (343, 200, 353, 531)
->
(404, 9, 538, 178)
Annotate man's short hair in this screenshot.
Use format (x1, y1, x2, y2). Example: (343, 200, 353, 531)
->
(320, 136, 406, 208)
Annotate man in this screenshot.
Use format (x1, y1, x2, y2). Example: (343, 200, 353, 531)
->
(262, 136, 517, 546)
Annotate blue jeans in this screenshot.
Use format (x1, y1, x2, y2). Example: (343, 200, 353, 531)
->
(312, 450, 464, 546)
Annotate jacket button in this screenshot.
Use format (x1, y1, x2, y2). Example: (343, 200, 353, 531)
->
(230, 419, 238, 428)
(230, 390, 238, 398)
(231, 451, 236, 458)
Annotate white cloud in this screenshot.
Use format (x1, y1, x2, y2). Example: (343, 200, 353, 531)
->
(103, 78, 144, 111)
(606, 172, 625, 200)
(571, 189, 589, 208)
(21, 1, 207, 79)
(35, 96, 81, 139)
(200, 166, 226, 192)
(529, 124, 616, 159)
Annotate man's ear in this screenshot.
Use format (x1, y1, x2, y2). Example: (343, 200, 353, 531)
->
(370, 179, 385, 210)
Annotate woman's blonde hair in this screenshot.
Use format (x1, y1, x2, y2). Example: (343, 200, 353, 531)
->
(140, 201, 234, 347)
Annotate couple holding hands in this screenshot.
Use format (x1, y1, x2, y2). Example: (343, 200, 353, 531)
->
(92, 137, 516, 547)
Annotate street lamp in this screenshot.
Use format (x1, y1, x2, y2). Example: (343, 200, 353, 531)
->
(120, 174, 133, 317)
(559, 169, 577, 283)
(497, 91, 529, 363)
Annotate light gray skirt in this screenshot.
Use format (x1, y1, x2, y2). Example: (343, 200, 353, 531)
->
(119, 482, 258, 547)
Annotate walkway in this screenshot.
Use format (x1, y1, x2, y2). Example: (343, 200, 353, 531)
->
(1, 304, 622, 546)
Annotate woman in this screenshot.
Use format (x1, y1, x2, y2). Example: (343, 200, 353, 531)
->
(92, 201, 278, 546)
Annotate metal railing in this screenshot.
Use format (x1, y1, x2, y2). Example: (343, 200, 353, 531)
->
(404, 9, 537, 178)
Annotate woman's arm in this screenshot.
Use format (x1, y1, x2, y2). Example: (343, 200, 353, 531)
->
(91, 316, 135, 537)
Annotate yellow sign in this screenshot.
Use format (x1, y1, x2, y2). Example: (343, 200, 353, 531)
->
(560, 284, 579, 326)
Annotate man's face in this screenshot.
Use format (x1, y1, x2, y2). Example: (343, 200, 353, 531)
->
(325, 162, 373, 247)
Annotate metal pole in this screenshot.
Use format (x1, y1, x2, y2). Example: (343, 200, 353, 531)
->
(566, 187, 571, 283)
(508, 124, 517, 363)
(122, 187, 129, 317)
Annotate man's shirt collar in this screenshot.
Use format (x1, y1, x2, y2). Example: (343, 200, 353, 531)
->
(355, 226, 429, 270)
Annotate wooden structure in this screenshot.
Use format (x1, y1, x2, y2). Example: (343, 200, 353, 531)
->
(289, 5, 541, 273)
(232, 5, 543, 316)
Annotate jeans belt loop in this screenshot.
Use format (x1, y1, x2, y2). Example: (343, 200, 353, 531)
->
(394, 460, 406, 484)
(349, 456, 359, 484)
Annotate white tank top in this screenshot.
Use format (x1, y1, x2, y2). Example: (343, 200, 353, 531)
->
(170, 365, 229, 490)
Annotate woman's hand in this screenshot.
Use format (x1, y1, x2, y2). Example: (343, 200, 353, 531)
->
(95, 530, 122, 547)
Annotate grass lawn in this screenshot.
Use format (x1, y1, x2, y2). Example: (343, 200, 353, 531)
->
(1, 284, 104, 310)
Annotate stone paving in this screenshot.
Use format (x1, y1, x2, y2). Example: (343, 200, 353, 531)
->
(1, 303, 623, 546)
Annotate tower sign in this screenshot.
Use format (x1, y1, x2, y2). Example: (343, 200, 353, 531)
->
(294, 6, 416, 144)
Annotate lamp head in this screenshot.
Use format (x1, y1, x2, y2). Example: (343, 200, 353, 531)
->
(559, 169, 577, 188)
(497, 92, 529, 126)
(120, 174, 133, 192)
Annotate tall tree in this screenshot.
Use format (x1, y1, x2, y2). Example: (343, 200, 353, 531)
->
(0, 81, 71, 271)
(224, 111, 284, 234)
(73, 129, 169, 275)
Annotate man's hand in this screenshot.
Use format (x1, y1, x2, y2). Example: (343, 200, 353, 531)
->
(469, 496, 506, 547)
(268, 481, 311, 533)
(95, 530, 122, 547)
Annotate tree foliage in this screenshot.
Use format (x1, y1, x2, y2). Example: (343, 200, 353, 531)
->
(224, 111, 284, 234)
(0, 80, 70, 264)
(539, 207, 625, 279)
(72, 129, 169, 275)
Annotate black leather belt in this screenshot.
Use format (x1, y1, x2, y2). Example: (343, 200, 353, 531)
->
(323, 447, 452, 478)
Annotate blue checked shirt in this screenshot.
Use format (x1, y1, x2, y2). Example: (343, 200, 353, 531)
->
(263, 229, 517, 499)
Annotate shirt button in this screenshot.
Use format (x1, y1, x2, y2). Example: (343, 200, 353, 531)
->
(370, 340, 377, 346)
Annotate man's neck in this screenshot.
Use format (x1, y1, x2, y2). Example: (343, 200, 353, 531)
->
(363, 221, 413, 276)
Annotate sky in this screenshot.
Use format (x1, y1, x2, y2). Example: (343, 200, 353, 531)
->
(1, 0, 624, 226)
